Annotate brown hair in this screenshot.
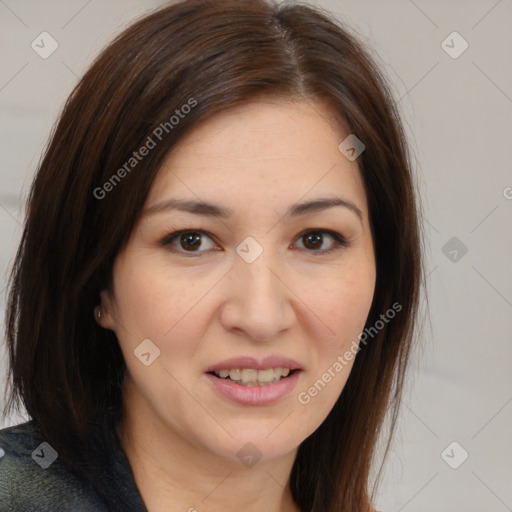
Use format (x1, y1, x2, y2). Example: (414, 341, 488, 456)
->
(3, 0, 426, 510)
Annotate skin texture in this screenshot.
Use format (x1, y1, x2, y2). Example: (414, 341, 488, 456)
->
(98, 98, 377, 512)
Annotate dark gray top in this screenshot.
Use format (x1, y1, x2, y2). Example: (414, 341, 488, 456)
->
(0, 409, 147, 512)
(0, 411, 385, 511)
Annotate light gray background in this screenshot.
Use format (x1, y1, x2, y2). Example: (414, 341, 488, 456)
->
(1, 1, 511, 511)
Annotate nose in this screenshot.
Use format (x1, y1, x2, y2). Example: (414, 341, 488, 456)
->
(219, 248, 295, 341)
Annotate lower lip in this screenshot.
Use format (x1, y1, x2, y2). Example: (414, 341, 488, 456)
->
(204, 371, 302, 406)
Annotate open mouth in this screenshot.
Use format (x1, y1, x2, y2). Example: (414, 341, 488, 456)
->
(207, 368, 299, 386)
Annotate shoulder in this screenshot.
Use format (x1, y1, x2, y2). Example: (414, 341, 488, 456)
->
(0, 420, 108, 512)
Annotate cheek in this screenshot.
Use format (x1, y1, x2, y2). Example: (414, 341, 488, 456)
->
(111, 254, 212, 341)
(295, 275, 373, 420)
(307, 265, 376, 352)
(109, 261, 223, 397)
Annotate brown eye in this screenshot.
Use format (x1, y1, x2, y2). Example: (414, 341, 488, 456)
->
(161, 230, 217, 255)
(302, 232, 324, 250)
(179, 233, 203, 251)
(161, 228, 349, 257)
(294, 229, 349, 255)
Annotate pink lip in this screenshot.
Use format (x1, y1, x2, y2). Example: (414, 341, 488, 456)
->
(204, 370, 302, 406)
(205, 355, 303, 373)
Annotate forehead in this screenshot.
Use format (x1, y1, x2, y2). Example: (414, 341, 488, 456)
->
(146, 98, 368, 215)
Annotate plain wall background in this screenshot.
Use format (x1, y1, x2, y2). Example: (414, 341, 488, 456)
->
(1, 1, 511, 511)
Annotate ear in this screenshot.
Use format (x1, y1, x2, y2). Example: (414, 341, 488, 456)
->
(95, 288, 116, 330)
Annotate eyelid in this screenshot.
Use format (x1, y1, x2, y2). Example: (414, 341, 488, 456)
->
(160, 228, 350, 256)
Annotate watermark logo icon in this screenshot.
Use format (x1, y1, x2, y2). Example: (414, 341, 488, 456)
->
(31, 442, 58, 469)
(442, 236, 468, 263)
(441, 441, 469, 469)
(236, 236, 263, 264)
(134, 338, 161, 366)
(237, 442, 262, 467)
(31, 32, 59, 59)
(338, 134, 365, 161)
(441, 31, 468, 59)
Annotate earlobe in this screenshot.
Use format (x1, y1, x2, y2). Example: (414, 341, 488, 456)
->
(95, 289, 115, 329)
(94, 305, 103, 324)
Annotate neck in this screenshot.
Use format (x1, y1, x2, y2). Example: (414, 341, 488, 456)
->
(116, 378, 301, 512)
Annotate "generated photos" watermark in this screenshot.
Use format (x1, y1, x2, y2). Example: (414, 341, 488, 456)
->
(297, 301, 402, 405)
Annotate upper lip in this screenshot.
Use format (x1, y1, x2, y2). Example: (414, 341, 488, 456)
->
(205, 355, 303, 373)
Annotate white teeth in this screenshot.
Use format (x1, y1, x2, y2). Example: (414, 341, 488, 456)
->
(241, 369, 258, 382)
(256, 368, 275, 382)
(229, 369, 241, 381)
(213, 367, 294, 385)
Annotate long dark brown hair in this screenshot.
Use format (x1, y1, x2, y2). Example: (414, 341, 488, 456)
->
(3, 1, 426, 510)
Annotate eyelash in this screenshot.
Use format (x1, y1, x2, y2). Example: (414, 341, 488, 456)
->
(160, 228, 350, 257)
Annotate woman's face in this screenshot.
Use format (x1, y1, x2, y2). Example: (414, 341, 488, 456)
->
(100, 98, 376, 464)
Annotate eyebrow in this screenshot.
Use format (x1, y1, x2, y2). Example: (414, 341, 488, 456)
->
(143, 196, 363, 224)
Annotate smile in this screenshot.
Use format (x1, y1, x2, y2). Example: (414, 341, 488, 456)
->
(205, 369, 302, 405)
(211, 367, 292, 386)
